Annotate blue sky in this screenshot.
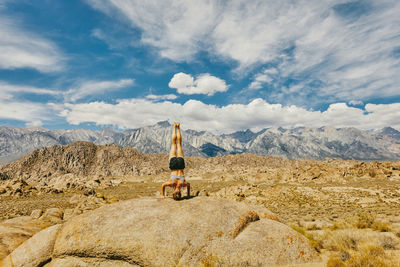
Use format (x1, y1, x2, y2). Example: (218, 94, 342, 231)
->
(0, 0, 399, 133)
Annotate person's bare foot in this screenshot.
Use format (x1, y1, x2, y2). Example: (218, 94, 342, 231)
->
(176, 122, 180, 128)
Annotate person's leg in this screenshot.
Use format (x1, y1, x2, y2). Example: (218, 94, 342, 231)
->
(169, 122, 177, 160)
(176, 123, 184, 158)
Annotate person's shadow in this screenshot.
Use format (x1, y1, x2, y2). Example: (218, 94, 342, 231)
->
(156, 195, 197, 201)
(177, 195, 196, 201)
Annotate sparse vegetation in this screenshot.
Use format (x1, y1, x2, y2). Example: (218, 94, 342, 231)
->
(331, 219, 352, 230)
(201, 255, 222, 267)
(330, 213, 394, 233)
(322, 230, 361, 252)
(371, 220, 392, 232)
(230, 211, 260, 238)
(327, 243, 400, 267)
(2, 146, 400, 265)
(379, 235, 398, 250)
(290, 225, 322, 252)
(355, 212, 376, 229)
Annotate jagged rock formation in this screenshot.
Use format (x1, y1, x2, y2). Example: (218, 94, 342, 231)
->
(1, 123, 400, 164)
(1, 197, 321, 266)
(0, 142, 158, 194)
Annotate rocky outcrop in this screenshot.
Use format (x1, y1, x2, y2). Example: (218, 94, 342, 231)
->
(1, 142, 400, 196)
(0, 142, 147, 194)
(0, 142, 153, 179)
(1, 197, 320, 266)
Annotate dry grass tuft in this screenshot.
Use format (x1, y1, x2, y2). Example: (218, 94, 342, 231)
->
(331, 220, 350, 230)
(326, 243, 400, 267)
(262, 212, 280, 222)
(371, 220, 391, 232)
(322, 230, 360, 252)
(355, 212, 375, 229)
(379, 235, 398, 250)
(201, 254, 223, 267)
(326, 254, 346, 267)
(290, 225, 322, 252)
(230, 211, 260, 238)
(290, 224, 306, 235)
(330, 212, 389, 231)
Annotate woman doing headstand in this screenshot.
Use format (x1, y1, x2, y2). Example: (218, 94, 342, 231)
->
(161, 122, 190, 200)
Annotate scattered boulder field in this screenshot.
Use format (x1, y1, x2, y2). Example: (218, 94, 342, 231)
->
(1, 141, 399, 197)
(1, 141, 400, 266)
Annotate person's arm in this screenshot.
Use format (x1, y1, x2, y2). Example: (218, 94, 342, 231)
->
(162, 182, 171, 197)
(186, 182, 190, 197)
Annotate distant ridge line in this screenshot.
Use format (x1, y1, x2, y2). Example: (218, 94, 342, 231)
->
(0, 123, 400, 164)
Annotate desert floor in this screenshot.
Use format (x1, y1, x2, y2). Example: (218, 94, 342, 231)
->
(2, 175, 400, 266)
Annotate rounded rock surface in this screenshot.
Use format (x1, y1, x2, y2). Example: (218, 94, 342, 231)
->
(51, 197, 320, 266)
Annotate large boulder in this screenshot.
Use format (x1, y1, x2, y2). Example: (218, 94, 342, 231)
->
(2, 197, 321, 266)
(1, 224, 61, 267)
(0, 216, 51, 260)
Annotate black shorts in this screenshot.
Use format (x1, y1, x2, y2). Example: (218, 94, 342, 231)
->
(169, 157, 185, 170)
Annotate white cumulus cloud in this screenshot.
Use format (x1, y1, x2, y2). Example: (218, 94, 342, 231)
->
(87, 0, 400, 105)
(0, 99, 54, 126)
(146, 94, 177, 100)
(248, 68, 278, 90)
(25, 120, 44, 127)
(60, 98, 400, 133)
(168, 73, 228, 96)
(349, 100, 364, 106)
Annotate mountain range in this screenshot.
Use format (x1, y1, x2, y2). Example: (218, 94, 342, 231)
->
(1, 121, 400, 164)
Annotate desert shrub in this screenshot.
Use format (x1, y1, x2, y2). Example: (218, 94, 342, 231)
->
(290, 224, 306, 235)
(331, 219, 352, 230)
(230, 211, 259, 238)
(215, 231, 224, 238)
(346, 244, 391, 267)
(303, 221, 322, 231)
(332, 213, 391, 232)
(355, 212, 375, 229)
(261, 212, 280, 222)
(371, 220, 391, 232)
(326, 254, 346, 267)
(290, 225, 322, 252)
(396, 231, 400, 238)
(326, 243, 399, 267)
(201, 254, 223, 267)
(379, 235, 398, 250)
(322, 230, 360, 251)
